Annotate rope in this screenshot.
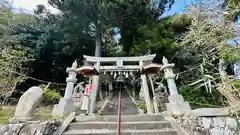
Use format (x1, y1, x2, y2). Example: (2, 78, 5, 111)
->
(4, 50, 222, 87)
(8, 70, 67, 86)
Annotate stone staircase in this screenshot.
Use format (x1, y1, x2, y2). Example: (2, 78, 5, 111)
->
(63, 114, 178, 135)
(102, 88, 138, 115)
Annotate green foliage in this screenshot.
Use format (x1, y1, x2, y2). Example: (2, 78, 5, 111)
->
(48, 0, 175, 56)
(170, 14, 192, 34)
(0, 47, 33, 101)
(221, 45, 240, 63)
(33, 106, 66, 121)
(6, 14, 95, 83)
(1, 0, 175, 85)
(0, 0, 33, 102)
(137, 103, 147, 113)
(227, 0, 240, 8)
(43, 90, 62, 105)
(174, 6, 239, 107)
(179, 85, 228, 109)
(171, 113, 178, 119)
(40, 84, 62, 105)
(129, 16, 183, 63)
(231, 80, 240, 88)
(0, 106, 14, 124)
(0, 0, 31, 42)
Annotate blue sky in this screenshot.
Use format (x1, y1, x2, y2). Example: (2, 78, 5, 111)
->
(161, 0, 196, 18)
(15, 0, 240, 45)
(13, 0, 195, 16)
(12, 0, 59, 13)
(161, 0, 240, 47)
(114, 0, 197, 42)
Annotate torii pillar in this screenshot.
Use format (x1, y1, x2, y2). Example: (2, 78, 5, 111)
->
(139, 61, 153, 114)
(89, 62, 100, 115)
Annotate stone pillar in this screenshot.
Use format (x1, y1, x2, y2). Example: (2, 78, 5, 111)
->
(89, 62, 100, 115)
(139, 83, 145, 100)
(99, 83, 103, 100)
(81, 95, 91, 114)
(52, 61, 78, 116)
(81, 77, 91, 114)
(140, 61, 153, 114)
(161, 57, 191, 115)
(149, 75, 159, 113)
(108, 79, 113, 97)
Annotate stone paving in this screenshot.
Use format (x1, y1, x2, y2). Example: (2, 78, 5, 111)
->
(102, 88, 138, 115)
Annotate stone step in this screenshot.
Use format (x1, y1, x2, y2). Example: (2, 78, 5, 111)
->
(75, 114, 165, 122)
(68, 121, 171, 130)
(63, 129, 177, 135)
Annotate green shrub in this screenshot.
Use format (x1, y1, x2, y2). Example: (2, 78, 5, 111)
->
(179, 85, 228, 109)
(40, 84, 62, 105)
(42, 90, 62, 105)
(137, 103, 147, 113)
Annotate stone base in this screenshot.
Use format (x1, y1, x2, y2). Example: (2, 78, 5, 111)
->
(168, 94, 184, 103)
(190, 108, 230, 117)
(81, 95, 90, 114)
(52, 98, 74, 117)
(166, 94, 191, 115)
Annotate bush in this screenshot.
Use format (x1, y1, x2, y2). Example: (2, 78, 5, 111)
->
(136, 103, 147, 113)
(40, 84, 62, 106)
(179, 85, 228, 109)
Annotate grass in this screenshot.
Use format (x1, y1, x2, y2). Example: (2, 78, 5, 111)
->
(0, 106, 15, 124)
(0, 105, 65, 124)
(33, 106, 66, 121)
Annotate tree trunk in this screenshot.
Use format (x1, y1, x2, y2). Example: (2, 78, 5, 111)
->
(95, 17, 102, 57)
(89, 16, 102, 114)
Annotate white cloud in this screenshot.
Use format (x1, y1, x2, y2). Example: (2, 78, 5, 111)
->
(14, 0, 59, 13)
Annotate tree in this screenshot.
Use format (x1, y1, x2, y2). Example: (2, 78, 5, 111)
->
(0, 1, 31, 46)
(0, 47, 32, 104)
(0, 0, 12, 38)
(115, 0, 175, 54)
(0, 1, 33, 104)
(4, 5, 95, 85)
(177, 5, 239, 107)
(128, 15, 191, 62)
(49, 0, 174, 56)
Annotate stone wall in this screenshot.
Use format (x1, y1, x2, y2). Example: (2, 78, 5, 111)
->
(177, 114, 240, 135)
(168, 108, 240, 135)
(0, 121, 61, 135)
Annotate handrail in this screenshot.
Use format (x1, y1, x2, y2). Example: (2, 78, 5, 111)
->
(116, 90, 121, 135)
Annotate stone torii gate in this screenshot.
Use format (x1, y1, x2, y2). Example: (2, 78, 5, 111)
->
(82, 54, 157, 115)
(52, 55, 191, 116)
